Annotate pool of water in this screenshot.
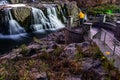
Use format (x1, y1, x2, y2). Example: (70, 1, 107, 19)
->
(0, 30, 54, 54)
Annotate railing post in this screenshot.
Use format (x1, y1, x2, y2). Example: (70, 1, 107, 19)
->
(67, 16, 73, 28)
(98, 30, 102, 40)
(113, 42, 116, 55)
(103, 32, 107, 44)
(113, 45, 116, 55)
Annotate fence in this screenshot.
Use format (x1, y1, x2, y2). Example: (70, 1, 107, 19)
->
(64, 27, 84, 44)
(64, 20, 92, 44)
(94, 28, 120, 56)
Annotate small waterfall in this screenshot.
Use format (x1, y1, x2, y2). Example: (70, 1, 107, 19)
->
(31, 7, 51, 32)
(0, 0, 9, 5)
(6, 10, 25, 34)
(31, 7, 65, 32)
(48, 7, 57, 17)
(47, 7, 65, 29)
(60, 9, 67, 23)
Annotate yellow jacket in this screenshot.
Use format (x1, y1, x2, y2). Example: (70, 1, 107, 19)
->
(79, 11, 85, 19)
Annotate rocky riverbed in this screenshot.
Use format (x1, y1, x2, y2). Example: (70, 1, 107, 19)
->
(0, 29, 120, 80)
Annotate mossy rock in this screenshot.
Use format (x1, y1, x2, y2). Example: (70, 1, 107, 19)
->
(11, 7, 32, 30)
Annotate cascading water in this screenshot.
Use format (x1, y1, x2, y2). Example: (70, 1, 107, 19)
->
(6, 9, 25, 34)
(0, 0, 9, 5)
(60, 8, 67, 23)
(31, 7, 65, 32)
(0, 0, 25, 34)
(47, 7, 65, 30)
(31, 7, 51, 32)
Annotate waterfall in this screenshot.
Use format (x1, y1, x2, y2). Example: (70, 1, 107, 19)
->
(47, 7, 65, 30)
(0, 0, 9, 5)
(31, 7, 51, 32)
(60, 9, 67, 23)
(47, 7, 57, 17)
(31, 7, 65, 32)
(6, 10, 25, 34)
(0, 0, 25, 34)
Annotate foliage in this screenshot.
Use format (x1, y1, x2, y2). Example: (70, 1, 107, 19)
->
(20, 44, 29, 56)
(33, 37, 42, 44)
(1, 40, 120, 79)
(74, 45, 84, 60)
(86, 4, 120, 16)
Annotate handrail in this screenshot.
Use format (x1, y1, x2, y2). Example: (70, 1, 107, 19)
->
(101, 29, 120, 44)
(94, 28, 120, 56)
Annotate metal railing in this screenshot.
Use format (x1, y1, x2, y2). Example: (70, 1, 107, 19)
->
(94, 28, 120, 56)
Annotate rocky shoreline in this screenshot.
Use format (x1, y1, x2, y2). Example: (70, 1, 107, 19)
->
(0, 29, 120, 80)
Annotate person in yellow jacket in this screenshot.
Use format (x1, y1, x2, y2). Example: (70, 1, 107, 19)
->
(79, 11, 85, 25)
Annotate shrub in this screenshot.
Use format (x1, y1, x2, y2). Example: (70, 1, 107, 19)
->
(20, 44, 29, 56)
(86, 4, 120, 16)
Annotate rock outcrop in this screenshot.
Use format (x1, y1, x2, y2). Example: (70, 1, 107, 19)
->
(75, 0, 120, 7)
(11, 7, 32, 28)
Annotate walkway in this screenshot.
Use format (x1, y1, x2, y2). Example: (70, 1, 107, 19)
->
(94, 39, 120, 71)
(91, 28, 120, 71)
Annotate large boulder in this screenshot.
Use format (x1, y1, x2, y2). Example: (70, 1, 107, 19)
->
(63, 1, 80, 27)
(11, 7, 31, 29)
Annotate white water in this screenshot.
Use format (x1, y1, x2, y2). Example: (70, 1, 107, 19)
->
(31, 7, 65, 32)
(60, 9, 67, 23)
(9, 20, 25, 34)
(0, 0, 9, 5)
(31, 24, 45, 32)
(31, 7, 51, 32)
(7, 10, 25, 34)
(47, 7, 65, 29)
(6, 4, 26, 7)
